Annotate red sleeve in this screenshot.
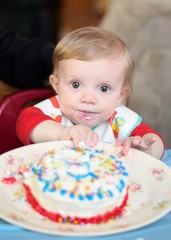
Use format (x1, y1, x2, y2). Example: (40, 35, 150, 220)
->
(16, 106, 54, 145)
(130, 122, 160, 137)
(130, 122, 165, 151)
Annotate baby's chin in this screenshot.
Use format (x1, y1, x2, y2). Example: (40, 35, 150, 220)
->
(73, 117, 105, 128)
(73, 119, 97, 128)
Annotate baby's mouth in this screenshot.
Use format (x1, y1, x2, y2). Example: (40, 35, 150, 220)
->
(76, 110, 96, 121)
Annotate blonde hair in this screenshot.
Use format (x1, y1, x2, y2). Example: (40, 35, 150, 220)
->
(53, 27, 133, 93)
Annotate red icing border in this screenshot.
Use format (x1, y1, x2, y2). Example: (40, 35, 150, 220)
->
(23, 183, 128, 224)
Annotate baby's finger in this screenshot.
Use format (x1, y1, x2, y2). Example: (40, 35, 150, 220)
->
(144, 137, 156, 146)
(72, 132, 82, 147)
(116, 139, 131, 155)
(115, 139, 127, 147)
(132, 136, 142, 145)
(85, 132, 99, 148)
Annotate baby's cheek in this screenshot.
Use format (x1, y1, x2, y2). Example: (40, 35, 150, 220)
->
(102, 111, 113, 119)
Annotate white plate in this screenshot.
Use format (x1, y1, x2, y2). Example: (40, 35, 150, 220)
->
(0, 140, 171, 237)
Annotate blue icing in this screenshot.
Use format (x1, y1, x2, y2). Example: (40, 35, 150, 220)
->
(116, 179, 125, 193)
(67, 172, 98, 181)
(70, 193, 75, 198)
(31, 167, 37, 173)
(107, 190, 114, 197)
(65, 160, 86, 167)
(97, 192, 103, 199)
(60, 189, 67, 195)
(86, 194, 93, 200)
(43, 181, 50, 192)
(78, 195, 84, 201)
(50, 187, 56, 192)
(120, 179, 125, 189)
(89, 149, 104, 160)
(110, 155, 116, 160)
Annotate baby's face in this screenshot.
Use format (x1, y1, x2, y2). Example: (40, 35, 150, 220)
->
(53, 57, 126, 127)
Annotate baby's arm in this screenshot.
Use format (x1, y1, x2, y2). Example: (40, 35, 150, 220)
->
(30, 120, 99, 148)
(116, 133, 164, 159)
(16, 106, 98, 147)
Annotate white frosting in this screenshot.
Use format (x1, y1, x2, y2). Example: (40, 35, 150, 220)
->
(24, 147, 129, 218)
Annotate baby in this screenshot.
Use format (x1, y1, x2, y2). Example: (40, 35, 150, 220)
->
(16, 27, 164, 159)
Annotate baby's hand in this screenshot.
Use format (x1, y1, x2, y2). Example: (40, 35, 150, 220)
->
(62, 125, 99, 148)
(116, 135, 156, 155)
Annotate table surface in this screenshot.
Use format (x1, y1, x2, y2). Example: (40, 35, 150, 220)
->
(1, 150, 171, 240)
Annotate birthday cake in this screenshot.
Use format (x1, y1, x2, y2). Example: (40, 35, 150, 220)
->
(2, 146, 129, 224)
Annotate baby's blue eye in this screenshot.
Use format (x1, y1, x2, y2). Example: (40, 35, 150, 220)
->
(72, 82, 80, 89)
(100, 86, 109, 92)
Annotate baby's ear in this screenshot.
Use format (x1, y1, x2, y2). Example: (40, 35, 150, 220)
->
(118, 87, 130, 106)
(49, 74, 59, 93)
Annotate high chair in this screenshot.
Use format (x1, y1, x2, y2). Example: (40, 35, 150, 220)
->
(0, 88, 54, 154)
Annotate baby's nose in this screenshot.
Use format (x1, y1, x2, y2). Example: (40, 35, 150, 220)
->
(81, 91, 95, 104)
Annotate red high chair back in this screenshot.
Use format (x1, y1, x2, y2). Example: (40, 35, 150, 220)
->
(0, 88, 54, 154)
